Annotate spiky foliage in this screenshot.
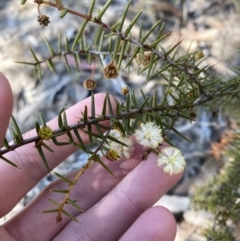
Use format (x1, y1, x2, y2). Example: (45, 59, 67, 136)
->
(193, 133, 240, 241)
(1, 0, 240, 226)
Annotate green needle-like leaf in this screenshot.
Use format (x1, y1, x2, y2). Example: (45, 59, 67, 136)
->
(146, 52, 155, 81)
(164, 40, 183, 57)
(30, 48, 39, 63)
(62, 109, 68, 127)
(117, 41, 127, 70)
(87, 51, 92, 64)
(63, 54, 71, 74)
(94, 123, 109, 145)
(89, 154, 114, 176)
(2, 138, 9, 149)
(169, 125, 190, 143)
(11, 115, 23, 142)
(91, 92, 95, 118)
(51, 137, 71, 146)
(73, 53, 80, 72)
(44, 37, 55, 56)
(150, 31, 171, 49)
(65, 36, 70, 52)
(49, 189, 70, 193)
(73, 129, 88, 152)
(124, 9, 142, 36)
(66, 199, 85, 212)
(15, 61, 35, 65)
(140, 19, 161, 43)
(107, 135, 128, 147)
(48, 198, 61, 207)
(72, 19, 88, 51)
(126, 93, 130, 111)
(87, 123, 93, 143)
(113, 36, 121, 62)
(125, 46, 140, 68)
(36, 143, 51, 174)
(117, 0, 131, 32)
(106, 92, 113, 115)
(101, 96, 107, 116)
(58, 34, 62, 53)
(93, 25, 103, 49)
(58, 108, 65, 128)
(41, 141, 54, 153)
(83, 106, 88, 123)
(39, 112, 47, 127)
(61, 209, 79, 222)
(46, 59, 57, 73)
(20, 0, 28, 4)
(42, 209, 59, 214)
(88, 0, 96, 15)
(0, 155, 18, 168)
(60, 8, 68, 18)
(36, 65, 42, 81)
(54, 172, 73, 184)
(96, 0, 113, 20)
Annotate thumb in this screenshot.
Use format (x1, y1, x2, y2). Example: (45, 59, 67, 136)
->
(0, 73, 13, 146)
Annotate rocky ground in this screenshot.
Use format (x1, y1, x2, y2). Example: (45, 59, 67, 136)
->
(1, 0, 240, 240)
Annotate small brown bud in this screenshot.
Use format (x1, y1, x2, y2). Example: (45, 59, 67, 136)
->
(37, 15, 50, 26)
(121, 87, 129, 95)
(136, 51, 152, 66)
(103, 61, 118, 79)
(190, 112, 197, 119)
(83, 78, 97, 91)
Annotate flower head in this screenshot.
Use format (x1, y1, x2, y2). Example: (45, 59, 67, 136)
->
(106, 130, 134, 160)
(135, 122, 163, 149)
(157, 147, 186, 175)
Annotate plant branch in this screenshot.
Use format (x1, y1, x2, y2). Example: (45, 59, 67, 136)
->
(1, 88, 237, 156)
(34, 0, 205, 93)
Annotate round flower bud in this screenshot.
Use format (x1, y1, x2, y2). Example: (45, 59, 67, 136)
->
(37, 15, 50, 26)
(83, 78, 97, 91)
(103, 62, 118, 79)
(38, 126, 53, 140)
(121, 87, 129, 95)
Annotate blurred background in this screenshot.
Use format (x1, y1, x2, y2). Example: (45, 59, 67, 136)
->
(0, 0, 240, 240)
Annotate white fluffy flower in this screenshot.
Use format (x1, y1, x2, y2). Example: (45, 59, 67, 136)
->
(107, 130, 134, 160)
(157, 147, 186, 175)
(135, 122, 163, 148)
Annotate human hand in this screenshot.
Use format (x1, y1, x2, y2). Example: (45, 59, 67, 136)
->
(0, 73, 183, 241)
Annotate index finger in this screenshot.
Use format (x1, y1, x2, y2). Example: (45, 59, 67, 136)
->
(0, 92, 116, 217)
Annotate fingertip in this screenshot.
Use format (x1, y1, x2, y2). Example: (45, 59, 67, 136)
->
(0, 73, 13, 145)
(120, 206, 177, 241)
